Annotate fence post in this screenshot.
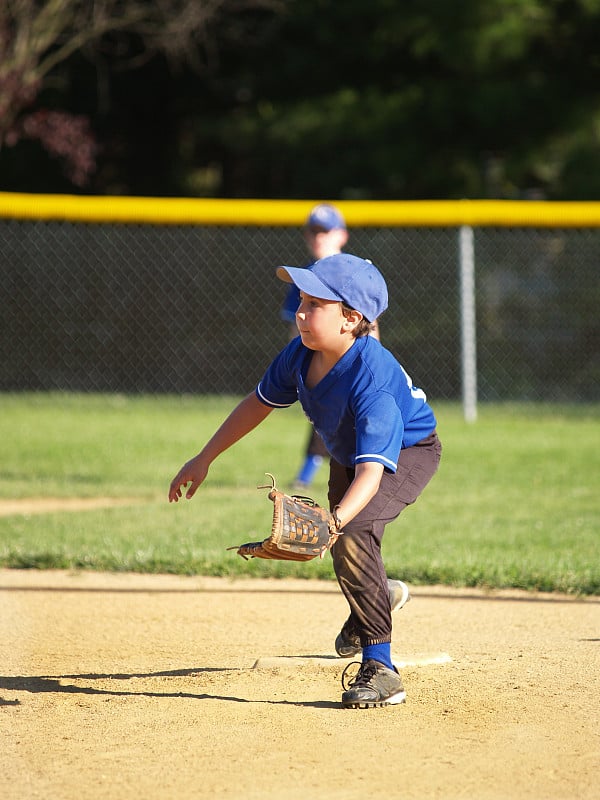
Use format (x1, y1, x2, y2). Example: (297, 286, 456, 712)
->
(459, 225, 477, 422)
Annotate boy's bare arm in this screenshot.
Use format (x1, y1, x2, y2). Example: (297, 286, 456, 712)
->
(334, 461, 385, 528)
(168, 392, 273, 502)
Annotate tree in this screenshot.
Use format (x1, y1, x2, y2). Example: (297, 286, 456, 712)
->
(2, 0, 599, 199)
(209, 0, 600, 199)
(0, 0, 282, 187)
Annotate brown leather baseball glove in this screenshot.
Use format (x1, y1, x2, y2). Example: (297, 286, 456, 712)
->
(228, 474, 340, 562)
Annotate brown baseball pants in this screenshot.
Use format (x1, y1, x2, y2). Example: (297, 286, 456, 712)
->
(328, 430, 442, 646)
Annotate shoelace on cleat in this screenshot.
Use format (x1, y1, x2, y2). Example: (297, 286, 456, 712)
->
(341, 660, 378, 691)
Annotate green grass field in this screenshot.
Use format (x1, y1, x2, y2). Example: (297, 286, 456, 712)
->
(0, 393, 598, 594)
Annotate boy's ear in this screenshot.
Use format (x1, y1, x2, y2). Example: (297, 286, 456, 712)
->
(342, 308, 363, 329)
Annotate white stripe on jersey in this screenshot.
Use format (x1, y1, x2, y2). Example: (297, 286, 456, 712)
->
(256, 382, 293, 408)
(355, 453, 398, 470)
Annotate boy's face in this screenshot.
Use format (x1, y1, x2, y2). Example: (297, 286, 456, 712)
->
(303, 226, 349, 261)
(295, 292, 361, 351)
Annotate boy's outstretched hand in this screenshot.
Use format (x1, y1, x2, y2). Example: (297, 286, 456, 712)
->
(168, 456, 207, 502)
(168, 392, 273, 504)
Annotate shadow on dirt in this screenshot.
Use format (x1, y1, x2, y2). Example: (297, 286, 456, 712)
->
(0, 669, 339, 708)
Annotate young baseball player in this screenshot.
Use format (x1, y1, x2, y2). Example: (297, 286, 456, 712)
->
(281, 203, 351, 491)
(282, 204, 381, 491)
(169, 253, 441, 708)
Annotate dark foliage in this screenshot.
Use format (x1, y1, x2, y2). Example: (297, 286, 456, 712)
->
(1, 0, 599, 199)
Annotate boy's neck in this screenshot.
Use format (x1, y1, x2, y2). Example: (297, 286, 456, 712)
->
(306, 339, 355, 389)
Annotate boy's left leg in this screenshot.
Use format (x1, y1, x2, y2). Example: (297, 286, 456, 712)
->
(329, 431, 441, 708)
(329, 505, 398, 650)
(328, 432, 441, 704)
(335, 578, 411, 657)
(331, 514, 409, 708)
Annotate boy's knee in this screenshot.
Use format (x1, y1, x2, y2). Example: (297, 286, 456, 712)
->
(331, 528, 367, 570)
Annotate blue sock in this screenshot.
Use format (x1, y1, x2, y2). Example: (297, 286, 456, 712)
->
(363, 643, 394, 671)
(296, 454, 323, 485)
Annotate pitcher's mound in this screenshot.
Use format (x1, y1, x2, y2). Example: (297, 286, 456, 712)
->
(252, 652, 451, 669)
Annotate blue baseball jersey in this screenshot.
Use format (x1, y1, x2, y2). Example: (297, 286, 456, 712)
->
(256, 336, 437, 472)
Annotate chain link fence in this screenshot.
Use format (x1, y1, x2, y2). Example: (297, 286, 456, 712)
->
(1, 210, 598, 404)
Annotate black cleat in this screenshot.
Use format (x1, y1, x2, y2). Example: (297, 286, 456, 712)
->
(341, 659, 406, 709)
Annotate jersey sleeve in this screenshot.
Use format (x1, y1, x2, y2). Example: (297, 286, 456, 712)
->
(255, 339, 302, 408)
(353, 390, 405, 472)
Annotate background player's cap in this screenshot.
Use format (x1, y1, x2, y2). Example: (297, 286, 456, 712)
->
(305, 203, 346, 231)
(276, 253, 388, 322)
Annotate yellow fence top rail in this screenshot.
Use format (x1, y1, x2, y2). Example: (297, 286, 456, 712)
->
(1, 192, 600, 227)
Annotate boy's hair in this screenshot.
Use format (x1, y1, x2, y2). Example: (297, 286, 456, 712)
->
(342, 303, 373, 338)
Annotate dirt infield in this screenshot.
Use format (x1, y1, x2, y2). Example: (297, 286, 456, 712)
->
(1, 569, 598, 800)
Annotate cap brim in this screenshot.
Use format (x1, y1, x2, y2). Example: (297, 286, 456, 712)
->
(276, 266, 342, 302)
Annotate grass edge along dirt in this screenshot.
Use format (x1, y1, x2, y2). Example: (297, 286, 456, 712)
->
(0, 393, 598, 595)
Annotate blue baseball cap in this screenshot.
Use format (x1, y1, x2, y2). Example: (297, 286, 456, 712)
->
(305, 203, 346, 231)
(276, 253, 388, 322)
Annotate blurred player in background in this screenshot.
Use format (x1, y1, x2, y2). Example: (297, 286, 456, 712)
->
(282, 203, 380, 491)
